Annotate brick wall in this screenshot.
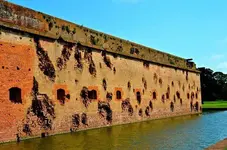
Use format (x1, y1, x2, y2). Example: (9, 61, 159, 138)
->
(0, 28, 202, 143)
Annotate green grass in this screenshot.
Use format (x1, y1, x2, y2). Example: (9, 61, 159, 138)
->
(203, 100, 227, 109)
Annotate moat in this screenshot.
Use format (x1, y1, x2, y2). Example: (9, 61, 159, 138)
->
(0, 111, 226, 150)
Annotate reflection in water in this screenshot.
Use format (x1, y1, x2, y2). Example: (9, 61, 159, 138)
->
(1, 111, 227, 150)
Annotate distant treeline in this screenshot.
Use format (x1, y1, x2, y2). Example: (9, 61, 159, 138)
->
(198, 67, 227, 102)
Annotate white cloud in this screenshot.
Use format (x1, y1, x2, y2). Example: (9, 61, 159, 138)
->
(197, 64, 206, 68)
(217, 62, 227, 69)
(220, 37, 227, 44)
(215, 62, 227, 73)
(216, 37, 227, 50)
(112, 0, 144, 4)
(211, 54, 225, 60)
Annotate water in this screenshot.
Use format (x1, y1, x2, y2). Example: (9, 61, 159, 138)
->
(0, 111, 227, 150)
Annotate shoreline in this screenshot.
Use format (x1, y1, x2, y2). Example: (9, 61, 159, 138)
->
(206, 138, 227, 150)
(0, 112, 201, 145)
(202, 108, 227, 111)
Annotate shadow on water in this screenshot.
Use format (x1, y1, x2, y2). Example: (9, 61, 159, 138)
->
(0, 111, 227, 150)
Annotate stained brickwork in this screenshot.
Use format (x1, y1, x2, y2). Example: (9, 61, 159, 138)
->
(0, 41, 34, 142)
(0, 0, 202, 143)
(0, 0, 199, 72)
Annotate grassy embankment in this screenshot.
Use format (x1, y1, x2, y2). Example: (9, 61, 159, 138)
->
(202, 100, 227, 110)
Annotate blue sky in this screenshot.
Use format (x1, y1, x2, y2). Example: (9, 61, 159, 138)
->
(8, 0, 227, 73)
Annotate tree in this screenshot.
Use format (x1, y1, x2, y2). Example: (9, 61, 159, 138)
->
(198, 67, 227, 102)
(198, 67, 216, 102)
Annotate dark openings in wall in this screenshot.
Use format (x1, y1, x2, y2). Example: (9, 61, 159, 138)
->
(9, 87, 22, 103)
(136, 91, 141, 104)
(153, 91, 157, 99)
(88, 90, 97, 99)
(116, 90, 122, 100)
(57, 89, 65, 101)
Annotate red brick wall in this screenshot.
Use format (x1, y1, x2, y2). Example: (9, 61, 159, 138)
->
(0, 32, 202, 143)
(0, 41, 34, 142)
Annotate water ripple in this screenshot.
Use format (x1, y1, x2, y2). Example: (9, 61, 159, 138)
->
(0, 111, 227, 150)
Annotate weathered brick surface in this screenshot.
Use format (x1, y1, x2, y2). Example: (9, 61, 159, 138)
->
(0, 1, 202, 143)
(0, 41, 34, 142)
(0, 0, 199, 72)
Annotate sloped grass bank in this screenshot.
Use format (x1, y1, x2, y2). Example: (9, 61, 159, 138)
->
(203, 100, 227, 111)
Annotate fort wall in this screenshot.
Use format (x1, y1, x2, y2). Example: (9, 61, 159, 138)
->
(0, 0, 201, 143)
